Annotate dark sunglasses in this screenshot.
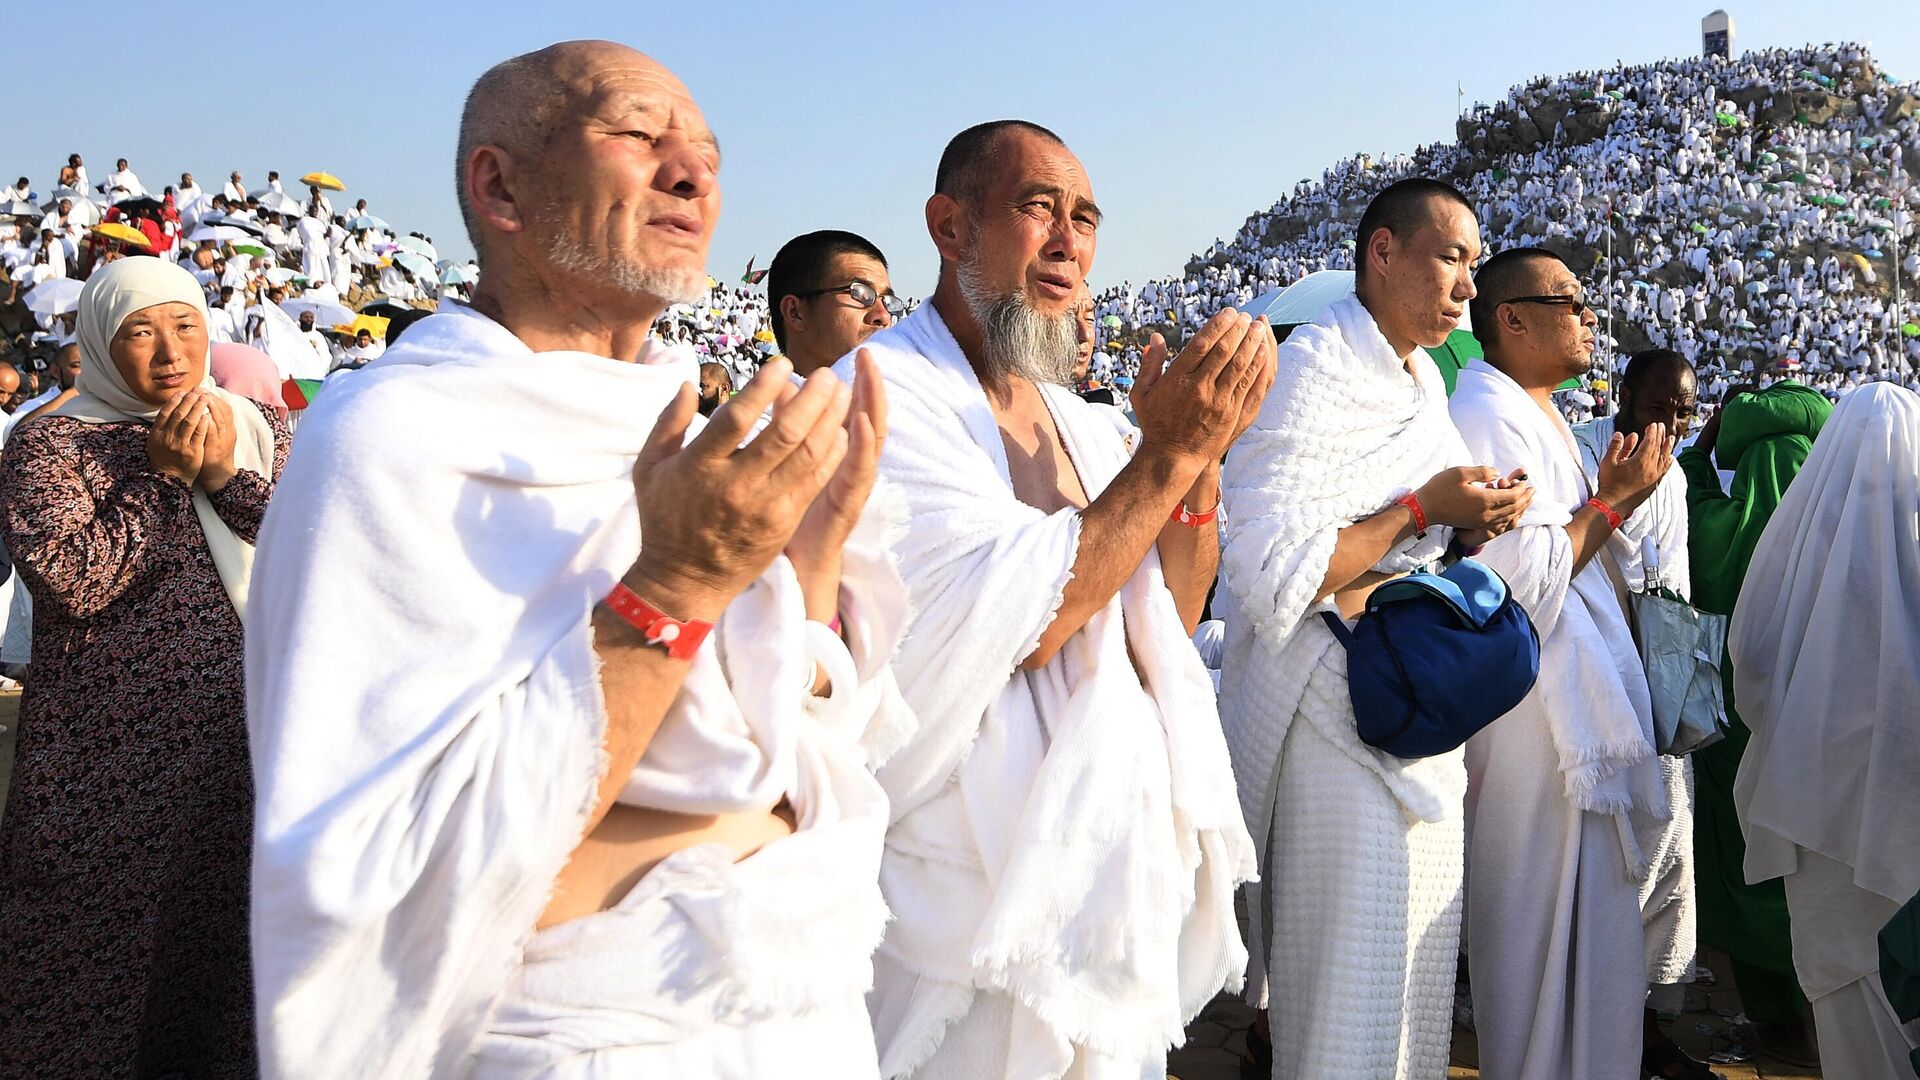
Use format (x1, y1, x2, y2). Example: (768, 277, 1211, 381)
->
(794, 279, 907, 318)
(1503, 294, 1593, 317)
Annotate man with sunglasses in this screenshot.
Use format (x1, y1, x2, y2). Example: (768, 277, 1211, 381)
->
(768, 230, 904, 375)
(1450, 246, 1679, 1080)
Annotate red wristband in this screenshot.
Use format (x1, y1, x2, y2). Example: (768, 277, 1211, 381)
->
(1395, 492, 1429, 535)
(1172, 500, 1219, 528)
(603, 582, 714, 661)
(1585, 496, 1624, 530)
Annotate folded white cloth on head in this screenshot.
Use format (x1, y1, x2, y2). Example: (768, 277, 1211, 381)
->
(247, 304, 899, 1078)
(839, 303, 1254, 1075)
(1732, 382, 1920, 905)
(1450, 358, 1665, 875)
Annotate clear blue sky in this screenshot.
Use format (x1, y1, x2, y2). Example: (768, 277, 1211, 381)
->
(19, 1, 1918, 297)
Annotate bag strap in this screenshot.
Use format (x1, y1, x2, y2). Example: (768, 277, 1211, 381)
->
(1319, 609, 1354, 648)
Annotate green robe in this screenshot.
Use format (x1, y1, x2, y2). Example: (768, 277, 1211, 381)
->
(1683, 380, 1833, 1023)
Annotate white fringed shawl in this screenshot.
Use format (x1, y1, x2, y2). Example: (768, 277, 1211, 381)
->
(840, 304, 1254, 1070)
(247, 305, 896, 1078)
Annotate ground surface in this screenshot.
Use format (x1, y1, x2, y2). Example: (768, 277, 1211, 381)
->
(1168, 949, 1822, 1080)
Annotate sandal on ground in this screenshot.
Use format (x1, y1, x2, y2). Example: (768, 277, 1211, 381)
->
(1238, 1025, 1272, 1080)
(1642, 1035, 1724, 1079)
(1730, 1021, 1821, 1069)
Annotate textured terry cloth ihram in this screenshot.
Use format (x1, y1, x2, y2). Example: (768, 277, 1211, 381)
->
(1574, 415, 1698, 1006)
(1730, 383, 1920, 1075)
(1450, 359, 1668, 1080)
(246, 304, 902, 1079)
(839, 302, 1255, 1079)
(1218, 292, 1472, 1079)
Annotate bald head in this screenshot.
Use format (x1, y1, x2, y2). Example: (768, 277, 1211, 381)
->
(0, 363, 19, 402)
(54, 343, 82, 389)
(456, 40, 681, 258)
(454, 39, 719, 330)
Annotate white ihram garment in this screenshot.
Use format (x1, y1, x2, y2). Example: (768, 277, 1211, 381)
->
(248, 304, 903, 1079)
(841, 303, 1254, 1079)
(1450, 360, 1666, 1080)
(1731, 383, 1920, 1076)
(1574, 415, 1697, 1006)
(1218, 294, 1471, 1079)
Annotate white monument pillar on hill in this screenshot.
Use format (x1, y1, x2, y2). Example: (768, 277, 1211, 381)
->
(1702, 10, 1734, 59)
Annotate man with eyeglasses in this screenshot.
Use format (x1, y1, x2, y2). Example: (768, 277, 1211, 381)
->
(767, 230, 903, 375)
(1570, 348, 1718, 1080)
(1449, 246, 1677, 1080)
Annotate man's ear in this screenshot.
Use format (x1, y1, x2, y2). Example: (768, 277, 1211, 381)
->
(926, 193, 969, 265)
(464, 144, 525, 239)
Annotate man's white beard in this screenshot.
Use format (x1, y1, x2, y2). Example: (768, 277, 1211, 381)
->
(957, 256, 1079, 386)
(545, 222, 708, 305)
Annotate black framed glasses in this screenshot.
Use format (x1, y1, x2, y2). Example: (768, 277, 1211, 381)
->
(794, 279, 907, 318)
(1503, 294, 1593, 317)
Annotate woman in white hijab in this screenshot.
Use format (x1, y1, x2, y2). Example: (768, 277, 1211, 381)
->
(1730, 382, 1920, 1078)
(0, 255, 284, 1078)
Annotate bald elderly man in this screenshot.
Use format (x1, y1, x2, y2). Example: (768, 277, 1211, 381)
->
(247, 41, 902, 1078)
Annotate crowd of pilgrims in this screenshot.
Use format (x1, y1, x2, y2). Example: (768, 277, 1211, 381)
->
(1090, 42, 1920, 419)
(0, 33, 1916, 1080)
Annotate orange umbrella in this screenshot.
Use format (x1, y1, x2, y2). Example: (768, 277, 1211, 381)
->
(301, 172, 345, 191)
(92, 221, 153, 249)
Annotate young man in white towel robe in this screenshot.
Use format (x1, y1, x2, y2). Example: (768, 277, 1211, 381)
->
(840, 119, 1269, 1079)
(1572, 348, 1715, 1079)
(1730, 383, 1920, 1079)
(1449, 247, 1677, 1080)
(247, 41, 903, 1079)
(1219, 178, 1535, 1080)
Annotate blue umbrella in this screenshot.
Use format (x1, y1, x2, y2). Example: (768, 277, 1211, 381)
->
(391, 250, 435, 277)
(350, 214, 391, 232)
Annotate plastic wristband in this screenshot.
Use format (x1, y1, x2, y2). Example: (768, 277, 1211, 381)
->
(1585, 496, 1624, 530)
(1172, 501, 1219, 528)
(602, 582, 713, 661)
(1395, 491, 1429, 535)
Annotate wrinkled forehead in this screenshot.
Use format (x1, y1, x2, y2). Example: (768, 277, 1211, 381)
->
(566, 52, 712, 141)
(993, 133, 1093, 200)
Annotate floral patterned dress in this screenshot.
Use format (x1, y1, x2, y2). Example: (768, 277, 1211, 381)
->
(0, 402, 287, 1079)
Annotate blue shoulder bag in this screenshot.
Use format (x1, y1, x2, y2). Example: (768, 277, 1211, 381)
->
(1318, 558, 1541, 759)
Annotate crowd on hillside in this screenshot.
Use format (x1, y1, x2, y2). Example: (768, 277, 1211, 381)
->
(1091, 42, 1920, 413)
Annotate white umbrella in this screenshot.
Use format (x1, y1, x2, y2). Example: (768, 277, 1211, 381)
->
(24, 277, 83, 317)
(257, 191, 302, 215)
(1560, 389, 1597, 408)
(2, 199, 43, 220)
(1239, 269, 1359, 326)
(265, 267, 300, 287)
(395, 235, 437, 261)
(439, 263, 478, 286)
(44, 192, 101, 227)
(187, 224, 254, 244)
(350, 214, 390, 232)
(280, 298, 356, 327)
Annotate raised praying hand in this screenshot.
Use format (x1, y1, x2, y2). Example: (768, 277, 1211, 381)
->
(625, 358, 851, 623)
